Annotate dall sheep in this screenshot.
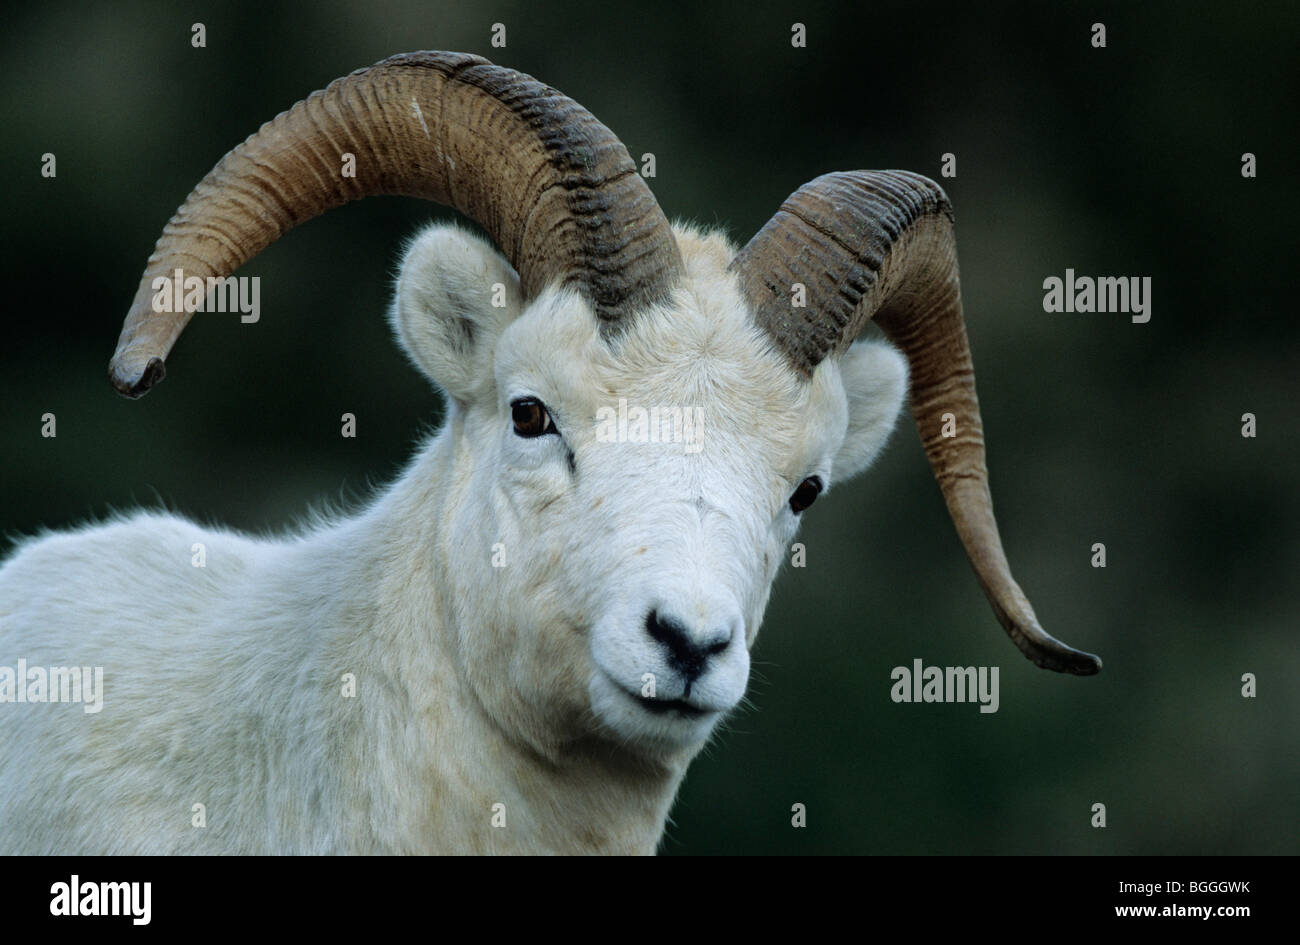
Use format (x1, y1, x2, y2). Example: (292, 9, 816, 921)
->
(0, 51, 1100, 855)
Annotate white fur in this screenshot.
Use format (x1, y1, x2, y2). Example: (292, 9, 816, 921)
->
(0, 223, 908, 854)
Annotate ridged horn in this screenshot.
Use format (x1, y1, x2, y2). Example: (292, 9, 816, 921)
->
(110, 50, 682, 397)
(731, 170, 1100, 675)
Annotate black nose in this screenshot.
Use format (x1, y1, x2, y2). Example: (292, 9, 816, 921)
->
(645, 609, 732, 685)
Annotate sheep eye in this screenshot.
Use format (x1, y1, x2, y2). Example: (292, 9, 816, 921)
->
(511, 398, 556, 438)
(788, 476, 823, 514)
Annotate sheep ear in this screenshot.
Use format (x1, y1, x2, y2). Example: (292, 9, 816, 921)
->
(389, 223, 523, 402)
(831, 339, 909, 482)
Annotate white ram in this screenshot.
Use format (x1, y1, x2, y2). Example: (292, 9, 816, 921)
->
(0, 51, 1099, 855)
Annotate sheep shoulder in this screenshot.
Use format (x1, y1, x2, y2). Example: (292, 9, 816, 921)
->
(0, 514, 369, 853)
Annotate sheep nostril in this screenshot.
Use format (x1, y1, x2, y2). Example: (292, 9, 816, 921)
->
(644, 609, 732, 681)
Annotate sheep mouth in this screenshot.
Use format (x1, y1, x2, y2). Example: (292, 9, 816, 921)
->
(629, 691, 711, 718)
(593, 670, 724, 727)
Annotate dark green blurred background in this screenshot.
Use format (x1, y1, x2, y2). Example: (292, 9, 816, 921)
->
(2, 1, 1296, 854)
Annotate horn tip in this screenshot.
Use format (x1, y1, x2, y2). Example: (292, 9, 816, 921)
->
(109, 355, 166, 399)
(1057, 650, 1103, 676)
(1029, 640, 1102, 676)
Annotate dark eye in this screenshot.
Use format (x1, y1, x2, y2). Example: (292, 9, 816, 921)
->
(511, 398, 556, 438)
(788, 476, 823, 514)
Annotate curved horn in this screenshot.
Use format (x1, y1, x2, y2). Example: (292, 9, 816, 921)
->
(731, 170, 1100, 675)
(111, 50, 681, 397)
